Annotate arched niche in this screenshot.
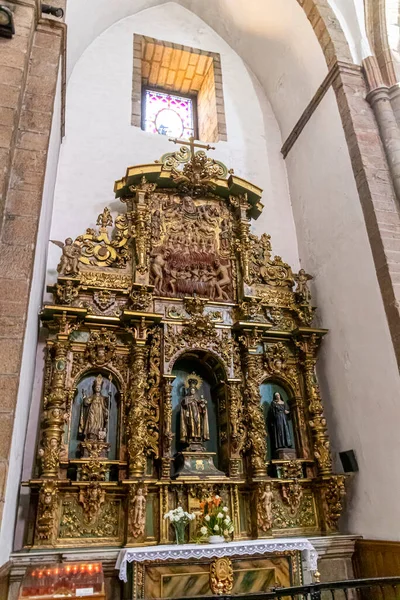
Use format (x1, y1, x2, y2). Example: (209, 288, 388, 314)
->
(69, 371, 120, 460)
(260, 380, 296, 461)
(170, 350, 227, 471)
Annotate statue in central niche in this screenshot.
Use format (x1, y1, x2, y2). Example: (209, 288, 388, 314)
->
(79, 374, 109, 441)
(179, 373, 210, 451)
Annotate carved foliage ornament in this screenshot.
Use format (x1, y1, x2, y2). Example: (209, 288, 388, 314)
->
(162, 144, 228, 197)
(323, 476, 346, 530)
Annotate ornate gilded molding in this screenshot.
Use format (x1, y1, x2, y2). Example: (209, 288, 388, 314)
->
(210, 557, 234, 595)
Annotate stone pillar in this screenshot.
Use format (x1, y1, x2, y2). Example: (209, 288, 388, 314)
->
(0, 1, 65, 526)
(389, 84, 400, 127)
(366, 85, 400, 203)
(331, 61, 400, 367)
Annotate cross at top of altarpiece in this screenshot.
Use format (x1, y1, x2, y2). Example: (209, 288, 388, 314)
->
(168, 135, 216, 156)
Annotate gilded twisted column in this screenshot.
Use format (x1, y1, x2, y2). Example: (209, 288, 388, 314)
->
(298, 335, 332, 475)
(126, 343, 149, 478)
(161, 377, 174, 479)
(227, 381, 246, 477)
(128, 177, 156, 283)
(39, 339, 68, 478)
(230, 193, 251, 284)
(241, 346, 267, 477)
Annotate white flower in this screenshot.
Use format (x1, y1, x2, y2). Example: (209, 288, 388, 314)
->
(228, 526, 234, 533)
(215, 495, 220, 499)
(200, 526, 208, 535)
(224, 517, 230, 525)
(223, 530, 229, 536)
(190, 513, 196, 520)
(205, 515, 210, 521)
(214, 524, 219, 532)
(217, 512, 223, 519)
(223, 506, 229, 513)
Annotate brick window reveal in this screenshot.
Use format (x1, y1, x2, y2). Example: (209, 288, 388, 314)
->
(132, 35, 227, 143)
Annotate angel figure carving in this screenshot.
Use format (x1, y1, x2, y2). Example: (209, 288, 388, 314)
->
(294, 269, 313, 304)
(51, 237, 81, 276)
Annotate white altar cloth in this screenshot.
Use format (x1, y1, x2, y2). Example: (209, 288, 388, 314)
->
(116, 538, 319, 582)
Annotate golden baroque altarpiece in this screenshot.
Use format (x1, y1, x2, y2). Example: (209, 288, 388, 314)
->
(27, 142, 345, 551)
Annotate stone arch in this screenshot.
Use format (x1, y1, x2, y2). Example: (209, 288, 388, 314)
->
(365, 0, 397, 86)
(296, 0, 353, 67)
(169, 347, 229, 383)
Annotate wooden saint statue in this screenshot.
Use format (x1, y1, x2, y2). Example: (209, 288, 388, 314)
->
(79, 374, 110, 441)
(180, 373, 210, 450)
(267, 391, 292, 455)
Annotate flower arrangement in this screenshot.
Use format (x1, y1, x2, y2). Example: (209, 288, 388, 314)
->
(164, 506, 196, 545)
(198, 495, 234, 543)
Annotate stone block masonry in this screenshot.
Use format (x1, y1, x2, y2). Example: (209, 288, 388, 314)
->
(0, 1, 64, 528)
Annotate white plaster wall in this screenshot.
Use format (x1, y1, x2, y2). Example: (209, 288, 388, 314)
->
(286, 88, 400, 540)
(0, 71, 63, 564)
(64, 0, 329, 143)
(329, 0, 371, 62)
(47, 3, 299, 281)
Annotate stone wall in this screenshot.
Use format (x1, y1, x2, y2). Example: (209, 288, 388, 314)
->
(0, 0, 64, 556)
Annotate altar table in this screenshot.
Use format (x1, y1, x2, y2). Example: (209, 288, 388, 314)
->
(116, 538, 319, 594)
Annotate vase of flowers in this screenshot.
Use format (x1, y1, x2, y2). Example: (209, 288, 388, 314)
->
(164, 506, 196, 545)
(198, 495, 234, 543)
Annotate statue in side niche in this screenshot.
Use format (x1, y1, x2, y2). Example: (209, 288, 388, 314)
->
(51, 237, 81, 277)
(267, 392, 292, 455)
(180, 373, 210, 450)
(79, 374, 110, 441)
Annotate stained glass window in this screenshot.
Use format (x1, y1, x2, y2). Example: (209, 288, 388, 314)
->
(143, 89, 195, 138)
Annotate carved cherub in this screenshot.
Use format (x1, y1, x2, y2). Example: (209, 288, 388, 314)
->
(294, 268, 313, 304)
(258, 482, 274, 531)
(130, 486, 147, 538)
(51, 237, 81, 276)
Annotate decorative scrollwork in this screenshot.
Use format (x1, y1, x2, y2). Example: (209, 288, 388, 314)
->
(76, 207, 129, 269)
(93, 289, 116, 312)
(210, 558, 233, 595)
(228, 382, 246, 456)
(36, 481, 58, 542)
(79, 483, 106, 522)
(323, 476, 346, 530)
(85, 328, 117, 366)
(129, 286, 153, 311)
(54, 279, 80, 305)
(281, 481, 303, 516)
